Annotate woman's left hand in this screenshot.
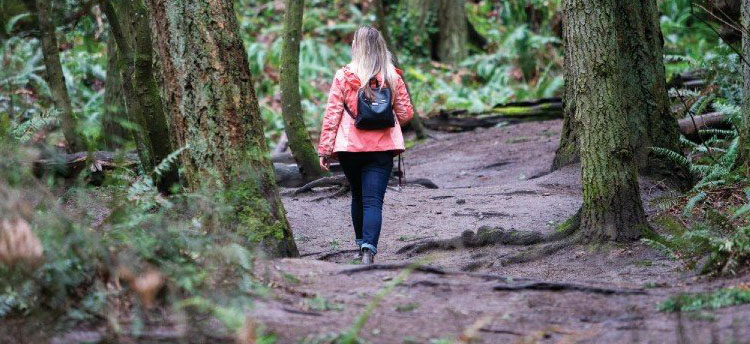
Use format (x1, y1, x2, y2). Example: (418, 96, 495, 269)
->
(319, 156, 330, 172)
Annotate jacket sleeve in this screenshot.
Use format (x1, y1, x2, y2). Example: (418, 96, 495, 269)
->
(393, 75, 414, 126)
(318, 71, 346, 157)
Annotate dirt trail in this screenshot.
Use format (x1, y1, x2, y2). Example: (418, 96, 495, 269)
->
(259, 120, 750, 343)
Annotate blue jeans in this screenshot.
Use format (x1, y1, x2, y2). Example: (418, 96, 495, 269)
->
(338, 151, 393, 254)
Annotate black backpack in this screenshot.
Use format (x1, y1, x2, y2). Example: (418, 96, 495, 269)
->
(343, 78, 396, 130)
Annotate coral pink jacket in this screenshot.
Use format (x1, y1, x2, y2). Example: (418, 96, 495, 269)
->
(317, 65, 414, 158)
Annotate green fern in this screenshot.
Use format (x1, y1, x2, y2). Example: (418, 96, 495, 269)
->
(154, 144, 189, 177)
(683, 191, 707, 216)
(651, 146, 693, 171)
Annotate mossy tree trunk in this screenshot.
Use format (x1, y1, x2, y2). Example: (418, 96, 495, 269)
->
(552, 0, 690, 188)
(102, 38, 128, 150)
(739, 0, 750, 174)
(279, 0, 326, 181)
(33, 0, 84, 152)
(100, 0, 180, 193)
(565, 0, 649, 241)
(145, 0, 299, 257)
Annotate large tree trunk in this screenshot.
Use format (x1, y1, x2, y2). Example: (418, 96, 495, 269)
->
(279, 0, 326, 181)
(33, 0, 84, 152)
(146, 0, 298, 257)
(406, 0, 467, 65)
(739, 0, 750, 174)
(102, 38, 129, 150)
(100, 0, 180, 193)
(435, 0, 467, 65)
(565, 0, 649, 241)
(553, 0, 690, 189)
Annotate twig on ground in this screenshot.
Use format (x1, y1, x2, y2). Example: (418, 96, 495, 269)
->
(282, 307, 323, 317)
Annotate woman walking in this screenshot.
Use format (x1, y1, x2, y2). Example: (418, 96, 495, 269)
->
(317, 26, 414, 264)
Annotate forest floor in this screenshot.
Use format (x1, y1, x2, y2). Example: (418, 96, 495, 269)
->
(8, 120, 750, 344)
(258, 120, 750, 343)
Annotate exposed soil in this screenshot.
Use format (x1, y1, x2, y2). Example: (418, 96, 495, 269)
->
(261, 119, 750, 343)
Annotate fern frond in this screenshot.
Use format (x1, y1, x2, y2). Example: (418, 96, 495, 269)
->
(680, 135, 699, 149)
(698, 129, 737, 139)
(688, 94, 715, 117)
(651, 147, 692, 171)
(642, 238, 679, 260)
(684, 191, 707, 216)
(664, 54, 696, 65)
(154, 144, 189, 177)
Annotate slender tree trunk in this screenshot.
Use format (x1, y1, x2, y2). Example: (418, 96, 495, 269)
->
(553, 0, 690, 188)
(551, 24, 579, 170)
(739, 0, 750, 174)
(564, 0, 649, 241)
(146, 0, 298, 257)
(102, 38, 128, 150)
(280, 0, 326, 181)
(373, 0, 428, 139)
(100, 0, 179, 193)
(34, 0, 84, 152)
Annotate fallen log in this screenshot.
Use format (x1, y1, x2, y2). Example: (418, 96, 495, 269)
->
(425, 97, 731, 137)
(423, 98, 563, 132)
(677, 112, 730, 136)
(32, 151, 139, 177)
(667, 69, 709, 91)
(31, 151, 313, 188)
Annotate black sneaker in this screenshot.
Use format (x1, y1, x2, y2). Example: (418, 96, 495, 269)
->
(362, 249, 374, 265)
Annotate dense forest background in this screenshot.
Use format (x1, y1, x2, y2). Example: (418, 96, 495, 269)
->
(1, 0, 750, 343)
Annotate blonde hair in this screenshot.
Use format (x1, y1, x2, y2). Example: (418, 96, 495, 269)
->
(350, 26, 397, 100)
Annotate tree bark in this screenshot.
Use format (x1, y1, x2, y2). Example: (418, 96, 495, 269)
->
(564, 0, 649, 241)
(100, 0, 180, 193)
(553, 0, 690, 189)
(406, 0, 467, 65)
(102, 38, 129, 150)
(34, 0, 84, 152)
(279, 0, 326, 181)
(435, 0, 467, 65)
(739, 0, 750, 174)
(145, 0, 299, 257)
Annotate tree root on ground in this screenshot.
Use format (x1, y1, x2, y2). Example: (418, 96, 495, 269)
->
(337, 262, 646, 295)
(492, 280, 645, 295)
(291, 175, 349, 195)
(311, 186, 350, 202)
(397, 212, 580, 257)
(290, 175, 439, 196)
(299, 249, 360, 260)
(396, 210, 586, 267)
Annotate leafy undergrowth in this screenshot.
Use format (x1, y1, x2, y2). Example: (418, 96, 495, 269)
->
(0, 132, 281, 341)
(659, 283, 750, 312)
(647, 44, 750, 278)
